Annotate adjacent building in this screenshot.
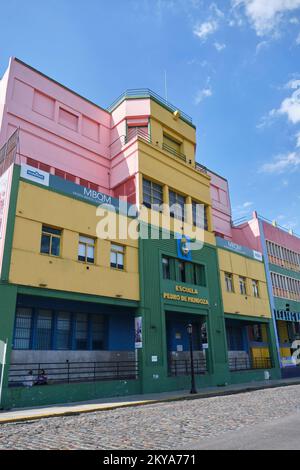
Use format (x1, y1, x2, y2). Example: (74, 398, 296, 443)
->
(232, 213, 300, 377)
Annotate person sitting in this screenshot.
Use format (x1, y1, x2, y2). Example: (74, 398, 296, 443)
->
(35, 369, 48, 385)
(23, 370, 34, 387)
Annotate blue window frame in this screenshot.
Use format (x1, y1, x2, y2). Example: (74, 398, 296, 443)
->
(56, 312, 71, 350)
(14, 308, 33, 350)
(36, 310, 52, 350)
(13, 309, 106, 351)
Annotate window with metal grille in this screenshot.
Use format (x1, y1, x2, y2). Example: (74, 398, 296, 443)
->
(110, 244, 125, 270)
(56, 312, 71, 350)
(91, 315, 105, 350)
(36, 310, 52, 350)
(75, 313, 88, 350)
(40, 225, 61, 257)
(78, 235, 95, 264)
(14, 308, 32, 350)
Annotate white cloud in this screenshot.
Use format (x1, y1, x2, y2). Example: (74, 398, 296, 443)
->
(242, 201, 254, 208)
(214, 41, 226, 51)
(296, 31, 300, 43)
(193, 20, 218, 41)
(278, 80, 300, 124)
(232, 0, 300, 36)
(195, 87, 213, 104)
(260, 152, 300, 173)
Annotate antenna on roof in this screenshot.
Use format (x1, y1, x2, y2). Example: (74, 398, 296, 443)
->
(164, 70, 168, 104)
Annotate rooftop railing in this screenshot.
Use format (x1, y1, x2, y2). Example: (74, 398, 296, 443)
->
(107, 89, 193, 125)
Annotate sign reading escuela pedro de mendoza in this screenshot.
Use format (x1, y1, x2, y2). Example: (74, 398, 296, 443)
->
(163, 285, 209, 305)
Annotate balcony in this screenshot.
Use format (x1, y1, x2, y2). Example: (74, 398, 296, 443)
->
(162, 141, 186, 162)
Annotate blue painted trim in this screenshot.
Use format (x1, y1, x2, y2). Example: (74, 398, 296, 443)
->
(13, 308, 133, 352)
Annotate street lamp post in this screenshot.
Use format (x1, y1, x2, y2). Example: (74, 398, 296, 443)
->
(187, 323, 197, 394)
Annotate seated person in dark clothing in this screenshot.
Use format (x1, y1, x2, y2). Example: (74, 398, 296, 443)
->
(35, 369, 48, 385)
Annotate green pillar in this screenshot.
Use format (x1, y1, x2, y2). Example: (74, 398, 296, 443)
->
(0, 283, 18, 409)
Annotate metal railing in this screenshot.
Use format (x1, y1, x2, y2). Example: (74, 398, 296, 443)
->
(107, 89, 193, 125)
(258, 214, 300, 239)
(162, 142, 186, 162)
(229, 357, 273, 372)
(125, 127, 151, 145)
(169, 359, 207, 377)
(8, 360, 139, 387)
(195, 162, 208, 175)
(0, 129, 19, 177)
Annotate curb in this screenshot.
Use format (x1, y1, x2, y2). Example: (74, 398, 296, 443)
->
(1, 379, 300, 425)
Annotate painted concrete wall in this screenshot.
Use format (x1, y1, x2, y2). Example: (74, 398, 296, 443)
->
(231, 217, 262, 252)
(208, 171, 232, 240)
(218, 248, 271, 318)
(0, 58, 111, 193)
(10, 180, 140, 300)
(263, 221, 300, 252)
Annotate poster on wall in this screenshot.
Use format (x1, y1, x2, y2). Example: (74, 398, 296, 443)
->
(0, 168, 9, 240)
(135, 317, 142, 349)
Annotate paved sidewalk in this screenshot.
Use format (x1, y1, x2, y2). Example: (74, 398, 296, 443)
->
(1, 376, 300, 425)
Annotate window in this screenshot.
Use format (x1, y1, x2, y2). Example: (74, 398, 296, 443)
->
(193, 264, 206, 287)
(14, 308, 32, 350)
(162, 256, 171, 279)
(13, 310, 106, 351)
(40, 225, 61, 257)
(252, 280, 260, 298)
(110, 244, 125, 270)
(143, 178, 163, 210)
(169, 190, 185, 221)
(250, 324, 263, 342)
(225, 273, 234, 292)
(192, 201, 209, 231)
(56, 312, 71, 350)
(75, 313, 88, 350)
(239, 277, 247, 295)
(178, 261, 186, 283)
(91, 315, 105, 350)
(54, 168, 76, 182)
(78, 235, 95, 263)
(163, 134, 182, 158)
(36, 310, 52, 350)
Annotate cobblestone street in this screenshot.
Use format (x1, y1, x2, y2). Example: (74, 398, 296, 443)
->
(1, 385, 300, 450)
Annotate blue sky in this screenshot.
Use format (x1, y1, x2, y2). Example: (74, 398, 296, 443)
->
(0, 0, 300, 231)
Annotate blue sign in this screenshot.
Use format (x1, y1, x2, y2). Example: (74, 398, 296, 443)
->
(216, 236, 263, 262)
(177, 235, 192, 261)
